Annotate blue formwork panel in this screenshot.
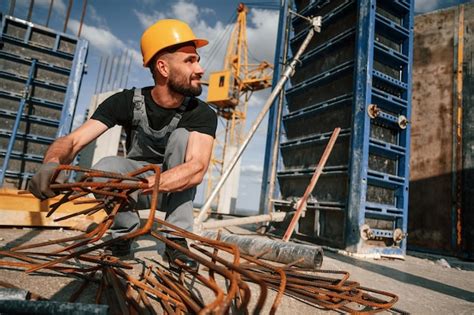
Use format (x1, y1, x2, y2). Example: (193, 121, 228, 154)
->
(0, 15, 88, 187)
(262, 0, 414, 255)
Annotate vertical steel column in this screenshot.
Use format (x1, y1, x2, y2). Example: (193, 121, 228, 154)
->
(399, 0, 415, 255)
(345, 0, 376, 252)
(259, 0, 288, 215)
(57, 38, 89, 136)
(0, 59, 37, 186)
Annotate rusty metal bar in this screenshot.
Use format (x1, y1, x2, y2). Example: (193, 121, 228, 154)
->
(63, 0, 73, 33)
(45, 0, 54, 27)
(69, 271, 96, 302)
(8, 0, 16, 16)
(77, 0, 87, 37)
(283, 127, 341, 241)
(26, 0, 34, 22)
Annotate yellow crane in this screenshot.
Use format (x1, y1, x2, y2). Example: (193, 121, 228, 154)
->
(206, 3, 273, 214)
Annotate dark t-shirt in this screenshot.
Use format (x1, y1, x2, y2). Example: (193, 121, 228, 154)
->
(91, 87, 217, 140)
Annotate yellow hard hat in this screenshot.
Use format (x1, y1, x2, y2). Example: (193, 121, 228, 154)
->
(140, 19, 209, 67)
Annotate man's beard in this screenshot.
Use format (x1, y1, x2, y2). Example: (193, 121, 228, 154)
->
(168, 69, 202, 97)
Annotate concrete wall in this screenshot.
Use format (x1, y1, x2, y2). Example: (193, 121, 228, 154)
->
(409, 4, 473, 257)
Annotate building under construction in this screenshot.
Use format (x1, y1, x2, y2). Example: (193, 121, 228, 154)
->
(0, 0, 473, 314)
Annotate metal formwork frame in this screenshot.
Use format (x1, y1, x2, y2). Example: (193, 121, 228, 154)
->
(260, 0, 290, 214)
(263, 0, 414, 255)
(0, 59, 37, 184)
(0, 15, 88, 186)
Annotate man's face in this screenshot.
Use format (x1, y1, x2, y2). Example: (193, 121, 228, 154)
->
(166, 45, 204, 97)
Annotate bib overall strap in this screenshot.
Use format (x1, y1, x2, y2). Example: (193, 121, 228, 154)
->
(132, 88, 147, 125)
(165, 97, 189, 134)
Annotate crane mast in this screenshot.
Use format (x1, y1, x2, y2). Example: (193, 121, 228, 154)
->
(206, 3, 273, 214)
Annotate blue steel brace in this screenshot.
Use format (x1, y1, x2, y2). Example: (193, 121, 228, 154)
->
(0, 59, 38, 186)
(259, 0, 289, 215)
(345, 0, 377, 253)
(399, 0, 415, 255)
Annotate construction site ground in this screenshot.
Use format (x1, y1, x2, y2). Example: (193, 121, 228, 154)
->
(0, 211, 472, 314)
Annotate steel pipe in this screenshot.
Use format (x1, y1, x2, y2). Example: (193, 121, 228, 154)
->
(196, 17, 322, 225)
(202, 231, 323, 269)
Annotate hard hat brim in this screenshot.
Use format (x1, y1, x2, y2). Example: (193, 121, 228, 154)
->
(194, 38, 209, 49)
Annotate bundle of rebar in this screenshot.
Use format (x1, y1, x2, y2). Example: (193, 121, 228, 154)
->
(0, 165, 400, 314)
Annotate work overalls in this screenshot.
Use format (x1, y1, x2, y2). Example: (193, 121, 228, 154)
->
(92, 88, 196, 239)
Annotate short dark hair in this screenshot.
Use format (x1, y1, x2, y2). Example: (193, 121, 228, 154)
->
(148, 41, 197, 80)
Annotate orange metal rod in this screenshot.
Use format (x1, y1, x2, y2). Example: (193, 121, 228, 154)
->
(283, 127, 341, 242)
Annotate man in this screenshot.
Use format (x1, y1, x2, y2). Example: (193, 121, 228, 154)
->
(28, 19, 217, 270)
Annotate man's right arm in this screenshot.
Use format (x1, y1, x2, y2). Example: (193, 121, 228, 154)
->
(29, 119, 109, 199)
(43, 119, 109, 164)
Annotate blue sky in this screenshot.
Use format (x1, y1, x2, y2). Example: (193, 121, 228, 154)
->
(1, 0, 470, 212)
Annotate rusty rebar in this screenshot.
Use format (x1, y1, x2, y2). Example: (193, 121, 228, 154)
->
(0, 165, 400, 314)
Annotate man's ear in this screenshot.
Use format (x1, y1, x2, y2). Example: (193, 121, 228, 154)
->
(156, 59, 169, 78)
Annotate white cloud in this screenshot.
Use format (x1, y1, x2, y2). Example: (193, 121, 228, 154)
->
(133, 9, 166, 29)
(201, 8, 216, 16)
(248, 89, 272, 108)
(14, 0, 66, 14)
(134, 1, 215, 27)
(415, 0, 442, 13)
(132, 3, 278, 77)
(86, 4, 109, 29)
(68, 19, 123, 53)
(133, 0, 201, 29)
(171, 1, 200, 25)
(41, 0, 66, 14)
(67, 19, 142, 66)
(247, 9, 279, 63)
(241, 164, 263, 176)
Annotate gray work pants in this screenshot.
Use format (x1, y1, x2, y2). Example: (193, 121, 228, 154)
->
(92, 128, 195, 239)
